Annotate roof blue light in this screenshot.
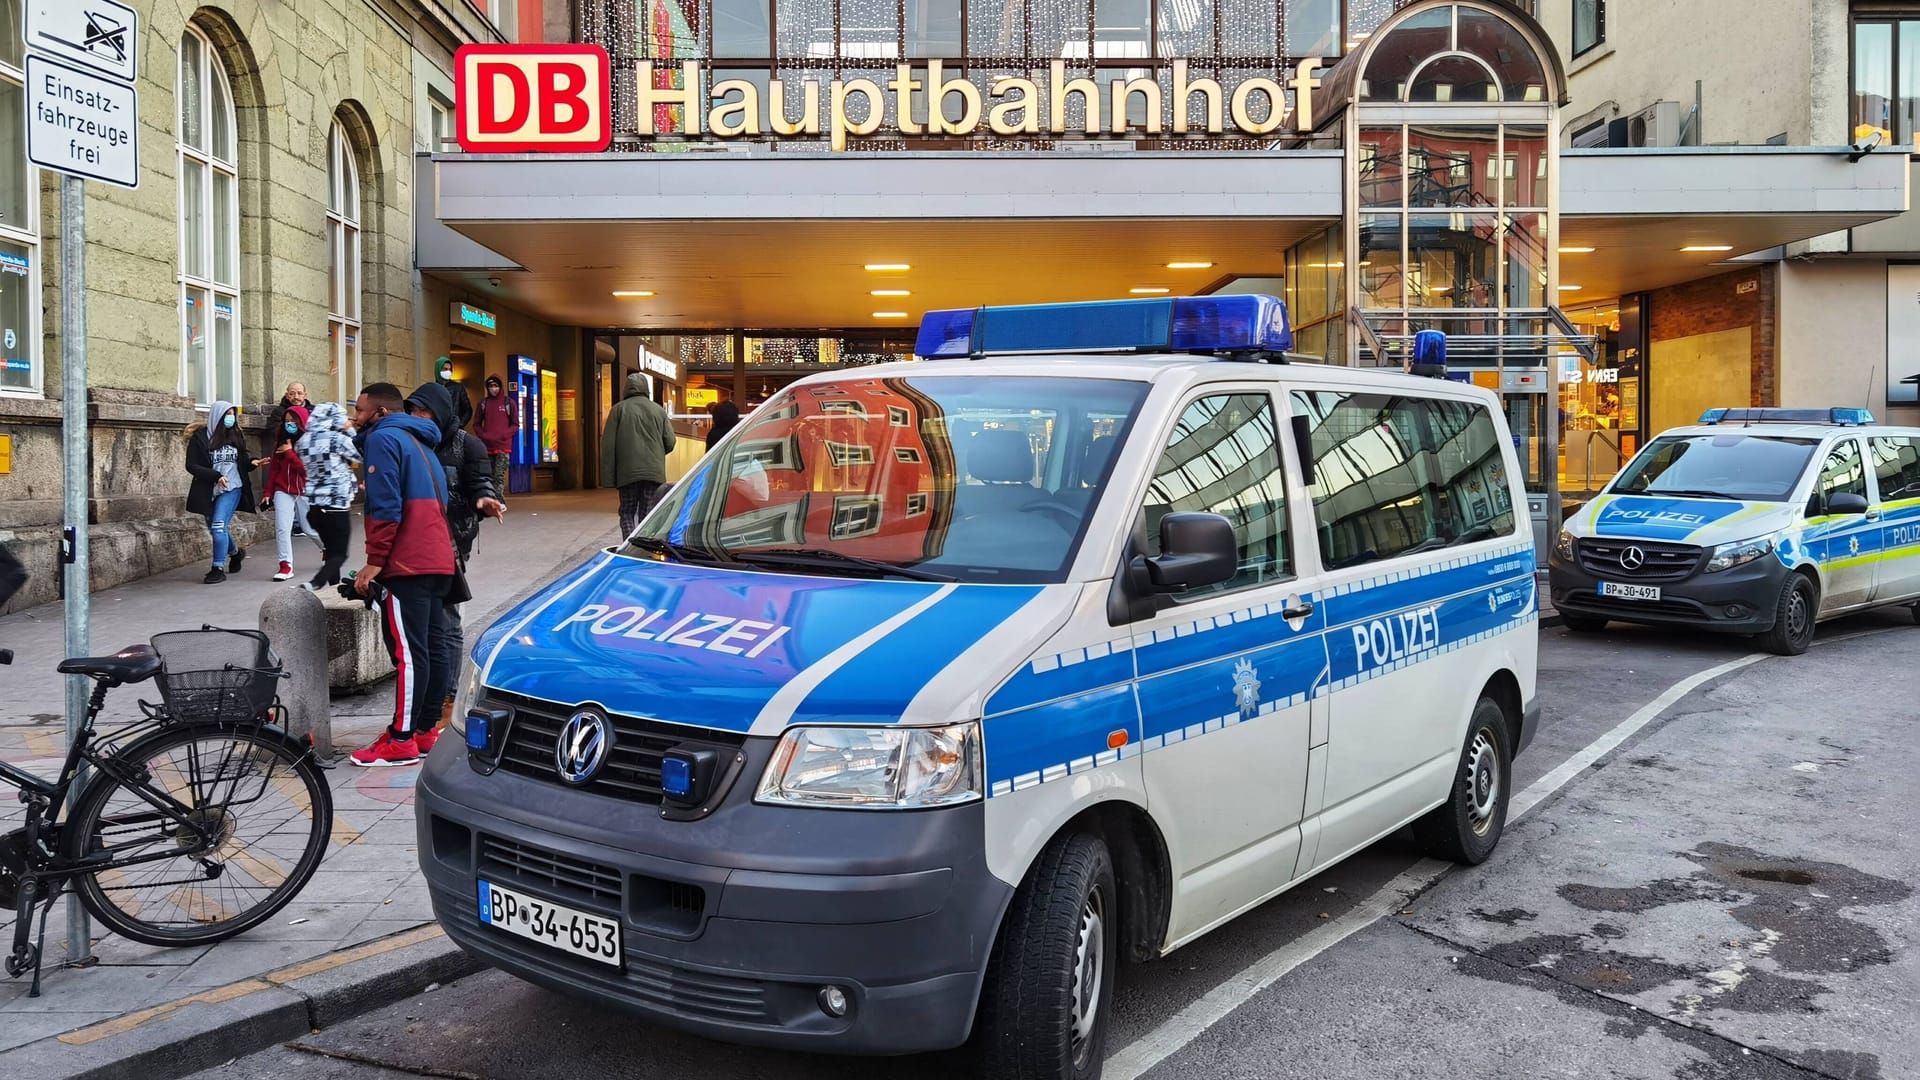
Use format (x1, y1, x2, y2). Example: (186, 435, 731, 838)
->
(1698, 407, 1877, 426)
(914, 294, 1293, 359)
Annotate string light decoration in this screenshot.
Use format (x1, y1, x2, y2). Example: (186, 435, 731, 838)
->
(583, 0, 1433, 148)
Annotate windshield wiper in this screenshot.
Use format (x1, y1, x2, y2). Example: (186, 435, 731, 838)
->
(625, 535, 736, 565)
(731, 548, 956, 582)
(1641, 488, 1739, 500)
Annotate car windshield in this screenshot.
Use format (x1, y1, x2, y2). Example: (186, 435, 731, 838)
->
(1609, 434, 1820, 502)
(624, 375, 1150, 583)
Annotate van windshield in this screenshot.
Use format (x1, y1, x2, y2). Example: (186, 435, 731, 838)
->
(1610, 434, 1820, 502)
(624, 375, 1149, 584)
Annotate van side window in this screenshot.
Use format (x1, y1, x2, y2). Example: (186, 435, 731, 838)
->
(1817, 440, 1868, 507)
(1291, 390, 1517, 570)
(1142, 393, 1291, 598)
(1870, 436, 1920, 501)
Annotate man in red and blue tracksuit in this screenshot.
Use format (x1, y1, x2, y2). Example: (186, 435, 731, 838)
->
(349, 382, 457, 768)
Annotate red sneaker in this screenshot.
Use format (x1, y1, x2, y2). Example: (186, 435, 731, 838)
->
(273, 561, 293, 581)
(415, 727, 441, 754)
(350, 731, 421, 768)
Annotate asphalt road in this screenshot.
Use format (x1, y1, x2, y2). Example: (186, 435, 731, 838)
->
(189, 611, 1920, 1080)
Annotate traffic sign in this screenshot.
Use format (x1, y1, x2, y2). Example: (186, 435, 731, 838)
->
(27, 0, 138, 83)
(26, 55, 140, 189)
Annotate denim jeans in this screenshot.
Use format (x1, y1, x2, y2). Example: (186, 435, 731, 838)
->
(272, 491, 311, 565)
(208, 487, 242, 569)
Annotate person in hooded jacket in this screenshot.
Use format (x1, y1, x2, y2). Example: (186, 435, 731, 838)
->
(347, 382, 457, 768)
(185, 400, 256, 584)
(704, 398, 741, 451)
(472, 374, 517, 497)
(600, 372, 676, 536)
(261, 404, 312, 581)
(405, 382, 506, 731)
(295, 401, 361, 590)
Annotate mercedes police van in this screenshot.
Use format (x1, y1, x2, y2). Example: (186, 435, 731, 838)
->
(1549, 408, 1920, 655)
(418, 296, 1540, 1080)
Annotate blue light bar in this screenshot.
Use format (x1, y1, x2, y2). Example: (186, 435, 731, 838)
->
(660, 754, 693, 799)
(914, 294, 1293, 359)
(1698, 407, 1877, 427)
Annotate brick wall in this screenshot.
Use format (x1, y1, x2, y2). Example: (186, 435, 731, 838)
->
(1648, 267, 1779, 407)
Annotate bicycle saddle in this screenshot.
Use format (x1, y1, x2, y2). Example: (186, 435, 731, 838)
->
(57, 645, 162, 685)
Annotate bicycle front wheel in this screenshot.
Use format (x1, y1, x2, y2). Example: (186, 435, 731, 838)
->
(64, 723, 333, 947)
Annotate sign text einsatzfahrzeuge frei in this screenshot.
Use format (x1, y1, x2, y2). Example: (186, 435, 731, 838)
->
(456, 46, 1323, 155)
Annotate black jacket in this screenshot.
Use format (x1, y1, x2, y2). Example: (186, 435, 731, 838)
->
(186, 428, 256, 517)
(706, 400, 741, 450)
(439, 378, 475, 430)
(407, 382, 498, 564)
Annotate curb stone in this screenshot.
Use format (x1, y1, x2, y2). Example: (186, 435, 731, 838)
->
(1, 926, 484, 1080)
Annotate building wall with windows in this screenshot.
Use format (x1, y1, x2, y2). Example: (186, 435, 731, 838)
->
(0, 0, 536, 612)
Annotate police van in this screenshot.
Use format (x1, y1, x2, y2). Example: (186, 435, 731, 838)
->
(1548, 408, 1920, 655)
(420, 296, 1540, 1080)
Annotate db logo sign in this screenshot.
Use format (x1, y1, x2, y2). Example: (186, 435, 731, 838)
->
(455, 45, 611, 153)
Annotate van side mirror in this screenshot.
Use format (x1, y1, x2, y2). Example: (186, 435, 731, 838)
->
(1132, 512, 1238, 593)
(1827, 492, 1869, 516)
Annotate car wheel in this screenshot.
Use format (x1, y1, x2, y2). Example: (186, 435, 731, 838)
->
(1758, 574, 1817, 656)
(1412, 696, 1512, 866)
(974, 832, 1117, 1080)
(1559, 612, 1609, 634)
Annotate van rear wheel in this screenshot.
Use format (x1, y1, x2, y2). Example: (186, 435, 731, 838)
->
(974, 832, 1117, 1080)
(1412, 696, 1512, 866)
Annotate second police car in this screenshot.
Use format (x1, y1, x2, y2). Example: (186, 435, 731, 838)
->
(419, 295, 1540, 1080)
(1549, 408, 1920, 655)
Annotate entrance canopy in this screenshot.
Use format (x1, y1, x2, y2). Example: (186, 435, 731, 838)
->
(424, 144, 1907, 332)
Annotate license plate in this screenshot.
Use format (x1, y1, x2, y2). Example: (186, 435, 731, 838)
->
(478, 879, 622, 967)
(1598, 581, 1661, 602)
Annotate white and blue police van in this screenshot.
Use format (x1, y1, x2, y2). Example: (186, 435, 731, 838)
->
(420, 296, 1540, 1080)
(1549, 408, 1920, 655)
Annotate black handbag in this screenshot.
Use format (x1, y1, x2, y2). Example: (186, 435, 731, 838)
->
(0, 541, 26, 609)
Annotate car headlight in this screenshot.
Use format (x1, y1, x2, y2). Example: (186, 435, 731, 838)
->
(1705, 536, 1774, 573)
(449, 665, 485, 738)
(756, 722, 983, 809)
(1554, 529, 1576, 561)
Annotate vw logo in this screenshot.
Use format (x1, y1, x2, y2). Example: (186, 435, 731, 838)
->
(1620, 545, 1647, 571)
(555, 710, 613, 785)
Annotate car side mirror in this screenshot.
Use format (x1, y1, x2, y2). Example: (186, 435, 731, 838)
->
(1132, 512, 1237, 593)
(1827, 492, 1869, 516)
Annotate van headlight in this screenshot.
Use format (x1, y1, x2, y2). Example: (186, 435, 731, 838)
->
(1554, 529, 1576, 561)
(756, 722, 983, 809)
(1705, 536, 1774, 573)
(449, 666, 485, 738)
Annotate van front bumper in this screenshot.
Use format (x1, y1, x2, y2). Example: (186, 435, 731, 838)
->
(415, 736, 1012, 1055)
(1547, 548, 1789, 634)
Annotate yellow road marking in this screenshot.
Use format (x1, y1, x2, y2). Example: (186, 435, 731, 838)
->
(216, 838, 291, 890)
(55, 924, 444, 1046)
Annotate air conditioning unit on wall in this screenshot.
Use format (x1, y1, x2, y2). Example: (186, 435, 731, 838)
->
(1613, 101, 1683, 147)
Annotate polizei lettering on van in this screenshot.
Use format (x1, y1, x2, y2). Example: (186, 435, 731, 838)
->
(1350, 604, 1441, 672)
(1600, 507, 1707, 527)
(552, 604, 793, 657)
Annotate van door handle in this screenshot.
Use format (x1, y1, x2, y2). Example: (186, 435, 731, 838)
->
(1866, 509, 1882, 522)
(1282, 601, 1315, 619)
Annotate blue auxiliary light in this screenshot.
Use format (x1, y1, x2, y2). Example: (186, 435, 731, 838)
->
(660, 754, 694, 799)
(465, 713, 491, 752)
(914, 294, 1293, 360)
(1698, 407, 1876, 426)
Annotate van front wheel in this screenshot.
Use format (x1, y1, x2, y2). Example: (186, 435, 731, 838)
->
(1412, 696, 1512, 866)
(975, 832, 1117, 1080)
(1757, 574, 1817, 656)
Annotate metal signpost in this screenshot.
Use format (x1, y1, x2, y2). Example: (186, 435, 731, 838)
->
(25, 0, 141, 967)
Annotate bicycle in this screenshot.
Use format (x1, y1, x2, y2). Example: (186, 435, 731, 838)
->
(0, 627, 334, 995)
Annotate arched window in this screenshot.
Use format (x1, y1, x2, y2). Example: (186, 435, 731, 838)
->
(327, 122, 362, 402)
(0, 0, 42, 396)
(178, 25, 240, 405)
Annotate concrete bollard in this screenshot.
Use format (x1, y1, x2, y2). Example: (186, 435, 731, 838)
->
(259, 587, 333, 759)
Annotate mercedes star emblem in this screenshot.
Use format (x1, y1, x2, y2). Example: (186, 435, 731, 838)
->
(1620, 546, 1647, 571)
(555, 710, 613, 785)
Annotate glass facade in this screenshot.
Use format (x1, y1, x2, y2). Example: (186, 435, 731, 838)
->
(0, 0, 35, 394)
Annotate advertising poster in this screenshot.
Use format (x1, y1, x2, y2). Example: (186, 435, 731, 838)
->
(540, 370, 559, 463)
(559, 389, 578, 422)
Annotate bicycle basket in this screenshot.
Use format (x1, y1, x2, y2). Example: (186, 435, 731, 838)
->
(149, 628, 283, 724)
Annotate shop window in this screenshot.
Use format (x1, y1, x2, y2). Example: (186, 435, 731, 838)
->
(1852, 19, 1920, 144)
(1287, 0, 1339, 58)
(178, 25, 242, 407)
(0, 0, 40, 395)
(1573, 0, 1605, 58)
(1141, 393, 1291, 600)
(327, 121, 364, 404)
(905, 0, 962, 56)
(714, 0, 772, 56)
(1292, 390, 1516, 569)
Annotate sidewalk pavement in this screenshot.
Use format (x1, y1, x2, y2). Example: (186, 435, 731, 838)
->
(0, 490, 620, 1070)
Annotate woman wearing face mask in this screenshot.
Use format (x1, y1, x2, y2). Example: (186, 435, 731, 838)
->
(260, 405, 312, 581)
(185, 401, 257, 584)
